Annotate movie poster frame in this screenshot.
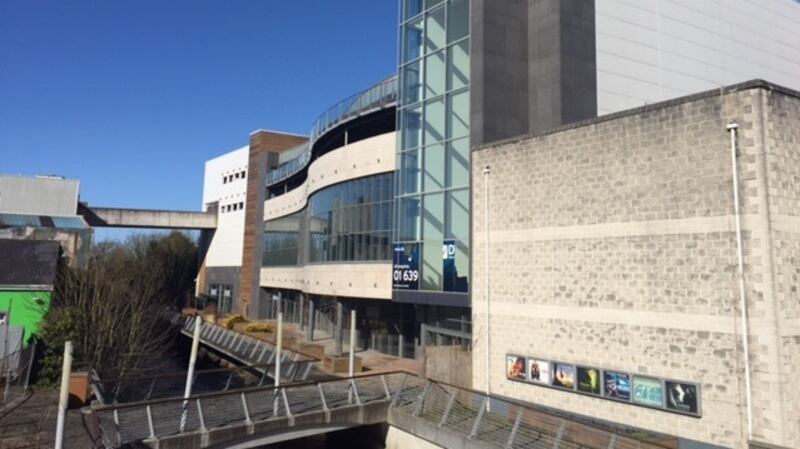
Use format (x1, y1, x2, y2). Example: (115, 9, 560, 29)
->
(504, 353, 702, 418)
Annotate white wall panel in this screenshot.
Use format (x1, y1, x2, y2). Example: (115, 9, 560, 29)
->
(202, 145, 249, 267)
(596, 0, 800, 115)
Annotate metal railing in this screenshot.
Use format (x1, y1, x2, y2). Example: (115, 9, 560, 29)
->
(0, 342, 35, 412)
(171, 315, 318, 381)
(90, 371, 407, 448)
(391, 377, 676, 449)
(420, 317, 472, 350)
(90, 371, 676, 449)
(266, 75, 398, 186)
(91, 360, 324, 405)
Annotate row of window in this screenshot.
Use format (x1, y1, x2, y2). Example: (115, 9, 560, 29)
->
(262, 173, 395, 267)
(221, 201, 245, 213)
(223, 170, 246, 184)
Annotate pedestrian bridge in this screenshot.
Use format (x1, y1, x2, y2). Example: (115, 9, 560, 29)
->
(85, 372, 677, 449)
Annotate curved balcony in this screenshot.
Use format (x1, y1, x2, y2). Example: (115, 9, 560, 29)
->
(266, 75, 398, 186)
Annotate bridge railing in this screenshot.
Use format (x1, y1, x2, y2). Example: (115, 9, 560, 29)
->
(172, 314, 320, 380)
(90, 371, 411, 448)
(90, 360, 328, 405)
(390, 378, 677, 449)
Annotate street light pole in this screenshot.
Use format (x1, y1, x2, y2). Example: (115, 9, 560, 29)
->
(483, 166, 491, 410)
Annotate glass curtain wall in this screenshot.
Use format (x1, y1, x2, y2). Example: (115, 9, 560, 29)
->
(263, 210, 303, 266)
(396, 0, 470, 293)
(263, 173, 394, 267)
(309, 173, 394, 263)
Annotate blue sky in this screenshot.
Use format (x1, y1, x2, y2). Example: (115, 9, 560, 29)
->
(0, 1, 398, 240)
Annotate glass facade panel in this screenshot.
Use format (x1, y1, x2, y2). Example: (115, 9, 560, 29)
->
(446, 188, 469, 241)
(447, 39, 469, 90)
(404, 19, 424, 62)
(423, 143, 445, 191)
(400, 149, 421, 195)
(264, 173, 394, 266)
(403, 61, 422, 106)
(402, 105, 422, 150)
(425, 7, 446, 54)
(263, 210, 303, 267)
(398, 196, 421, 241)
(405, 0, 423, 20)
(447, 0, 469, 42)
(425, 50, 446, 99)
(447, 89, 469, 139)
(446, 137, 469, 188)
(398, 0, 470, 294)
(424, 97, 445, 144)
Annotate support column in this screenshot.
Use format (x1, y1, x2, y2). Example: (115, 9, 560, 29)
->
(335, 299, 343, 357)
(298, 293, 304, 330)
(307, 298, 315, 342)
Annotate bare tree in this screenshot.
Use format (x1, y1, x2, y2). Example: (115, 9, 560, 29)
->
(37, 232, 197, 382)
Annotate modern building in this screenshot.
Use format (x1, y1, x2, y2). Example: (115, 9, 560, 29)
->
(196, 1, 800, 447)
(0, 174, 92, 266)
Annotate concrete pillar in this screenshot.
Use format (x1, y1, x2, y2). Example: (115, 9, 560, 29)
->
(298, 294, 304, 331)
(335, 300, 343, 357)
(306, 298, 314, 342)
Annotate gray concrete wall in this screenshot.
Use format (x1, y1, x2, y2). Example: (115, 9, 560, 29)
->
(422, 345, 472, 390)
(471, 81, 800, 449)
(470, 0, 597, 146)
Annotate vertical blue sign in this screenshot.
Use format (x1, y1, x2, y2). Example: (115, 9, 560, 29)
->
(393, 243, 419, 290)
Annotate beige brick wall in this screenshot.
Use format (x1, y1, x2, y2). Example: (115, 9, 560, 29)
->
(472, 84, 800, 449)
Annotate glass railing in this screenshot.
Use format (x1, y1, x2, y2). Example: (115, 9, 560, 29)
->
(266, 75, 398, 186)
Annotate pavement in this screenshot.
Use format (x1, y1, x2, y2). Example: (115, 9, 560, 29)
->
(0, 388, 94, 449)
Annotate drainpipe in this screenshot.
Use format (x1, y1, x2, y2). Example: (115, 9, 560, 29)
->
(727, 122, 753, 440)
(483, 166, 491, 411)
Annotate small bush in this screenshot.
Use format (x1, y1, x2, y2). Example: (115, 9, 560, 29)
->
(222, 314, 245, 330)
(245, 321, 274, 333)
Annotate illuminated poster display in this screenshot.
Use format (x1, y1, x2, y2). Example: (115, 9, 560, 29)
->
(604, 371, 631, 401)
(665, 381, 700, 415)
(633, 376, 664, 407)
(507, 355, 526, 380)
(392, 243, 419, 290)
(551, 363, 575, 389)
(577, 366, 601, 395)
(527, 358, 550, 385)
(506, 354, 700, 417)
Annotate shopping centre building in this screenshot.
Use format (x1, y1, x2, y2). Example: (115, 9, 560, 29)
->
(197, 1, 800, 447)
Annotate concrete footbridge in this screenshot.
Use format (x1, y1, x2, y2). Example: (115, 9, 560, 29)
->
(78, 204, 217, 230)
(85, 370, 675, 449)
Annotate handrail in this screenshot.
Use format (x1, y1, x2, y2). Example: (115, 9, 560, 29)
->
(89, 369, 406, 412)
(266, 75, 398, 186)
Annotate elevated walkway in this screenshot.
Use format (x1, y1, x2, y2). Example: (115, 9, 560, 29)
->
(87, 371, 678, 449)
(79, 204, 216, 230)
(171, 315, 319, 383)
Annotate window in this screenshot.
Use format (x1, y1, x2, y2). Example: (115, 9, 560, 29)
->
(239, 202, 244, 209)
(264, 173, 394, 266)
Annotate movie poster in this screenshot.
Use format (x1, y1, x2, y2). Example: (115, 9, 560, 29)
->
(527, 358, 550, 385)
(632, 376, 664, 407)
(507, 355, 526, 380)
(603, 371, 631, 401)
(551, 363, 575, 389)
(577, 366, 601, 395)
(665, 381, 700, 415)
